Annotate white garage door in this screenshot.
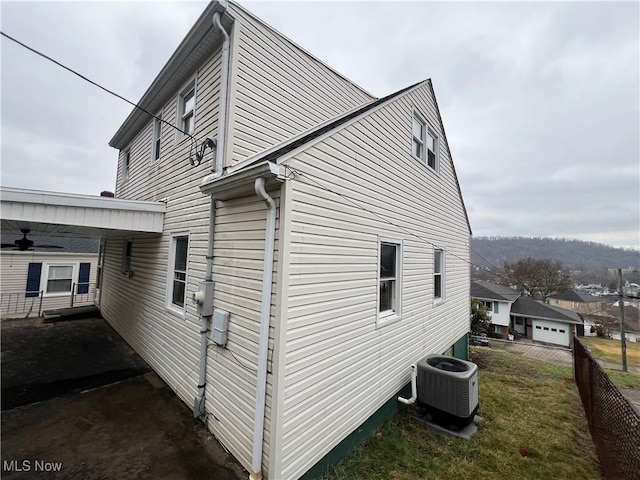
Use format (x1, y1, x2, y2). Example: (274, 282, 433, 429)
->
(532, 320, 570, 346)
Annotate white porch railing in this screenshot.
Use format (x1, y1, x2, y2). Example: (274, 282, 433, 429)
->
(1, 283, 97, 319)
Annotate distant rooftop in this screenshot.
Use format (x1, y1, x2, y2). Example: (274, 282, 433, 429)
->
(549, 290, 602, 303)
(471, 280, 520, 303)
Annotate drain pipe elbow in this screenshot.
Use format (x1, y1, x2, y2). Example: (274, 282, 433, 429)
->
(398, 364, 417, 405)
(212, 11, 230, 178)
(250, 177, 277, 479)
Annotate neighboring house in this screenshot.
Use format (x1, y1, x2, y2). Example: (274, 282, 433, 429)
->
(0, 3, 471, 480)
(0, 235, 99, 318)
(471, 280, 583, 347)
(549, 289, 605, 316)
(510, 296, 583, 347)
(470, 280, 520, 338)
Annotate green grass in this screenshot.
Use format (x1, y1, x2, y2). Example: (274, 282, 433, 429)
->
(580, 336, 640, 367)
(324, 348, 601, 480)
(604, 369, 640, 389)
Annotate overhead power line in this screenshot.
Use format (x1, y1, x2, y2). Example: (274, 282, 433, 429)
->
(0, 30, 199, 146)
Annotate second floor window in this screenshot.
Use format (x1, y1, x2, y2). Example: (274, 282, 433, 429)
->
(412, 114, 425, 160)
(123, 149, 130, 181)
(180, 84, 195, 136)
(152, 113, 162, 161)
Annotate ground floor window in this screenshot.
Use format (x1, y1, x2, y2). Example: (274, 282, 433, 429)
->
(168, 234, 189, 311)
(378, 238, 402, 325)
(46, 265, 74, 293)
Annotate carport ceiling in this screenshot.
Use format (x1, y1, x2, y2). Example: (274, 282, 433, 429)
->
(1, 186, 166, 239)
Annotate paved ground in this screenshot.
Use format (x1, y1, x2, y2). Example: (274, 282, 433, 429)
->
(1, 317, 245, 479)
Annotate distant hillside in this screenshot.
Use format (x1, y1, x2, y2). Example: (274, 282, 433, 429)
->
(471, 237, 639, 271)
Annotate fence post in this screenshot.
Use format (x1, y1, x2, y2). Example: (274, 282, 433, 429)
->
(70, 283, 75, 308)
(38, 291, 43, 317)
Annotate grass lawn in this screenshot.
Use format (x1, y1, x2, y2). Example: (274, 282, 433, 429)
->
(579, 336, 640, 368)
(324, 348, 601, 480)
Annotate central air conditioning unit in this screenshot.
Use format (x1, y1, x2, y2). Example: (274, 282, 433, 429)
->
(417, 354, 479, 427)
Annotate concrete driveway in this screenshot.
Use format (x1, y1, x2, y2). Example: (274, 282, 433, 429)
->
(1, 317, 244, 479)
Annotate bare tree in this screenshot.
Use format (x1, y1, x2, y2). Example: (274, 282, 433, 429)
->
(503, 257, 572, 302)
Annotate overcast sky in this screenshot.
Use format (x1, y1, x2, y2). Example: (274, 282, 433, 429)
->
(1, 1, 639, 250)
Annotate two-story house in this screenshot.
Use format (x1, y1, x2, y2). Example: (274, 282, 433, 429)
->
(1, 2, 471, 479)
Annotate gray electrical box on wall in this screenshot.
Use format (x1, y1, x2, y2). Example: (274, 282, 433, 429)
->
(211, 309, 230, 347)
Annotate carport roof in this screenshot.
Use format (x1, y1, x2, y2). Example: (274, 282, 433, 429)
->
(1, 186, 166, 238)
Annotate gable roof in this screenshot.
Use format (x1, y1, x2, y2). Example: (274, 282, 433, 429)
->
(549, 290, 602, 303)
(212, 79, 472, 234)
(510, 296, 583, 324)
(471, 280, 520, 303)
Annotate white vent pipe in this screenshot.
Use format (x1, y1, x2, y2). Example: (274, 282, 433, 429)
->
(397, 364, 418, 405)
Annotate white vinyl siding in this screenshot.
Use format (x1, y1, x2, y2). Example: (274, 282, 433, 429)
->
(100, 191, 280, 479)
(277, 81, 469, 480)
(227, 3, 373, 165)
(0, 252, 98, 317)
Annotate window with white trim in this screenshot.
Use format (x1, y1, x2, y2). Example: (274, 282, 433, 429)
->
(123, 149, 131, 181)
(378, 239, 402, 323)
(169, 235, 189, 310)
(426, 129, 438, 171)
(121, 240, 132, 274)
(179, 83, 195, 136)
(412, 113, 425, 160)
(46, 265, 74, 294)
(434, 248, 444, 301)
(152, 113, 162, 161)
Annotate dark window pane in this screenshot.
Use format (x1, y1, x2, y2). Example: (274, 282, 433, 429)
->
(427, 150, 436, 169)
(175, 237, 188, 271)
(434, 275, 442, 299)
(380, 243, 396, 278)
(379, 279, 395, 312)
(172, 280, 185, 307)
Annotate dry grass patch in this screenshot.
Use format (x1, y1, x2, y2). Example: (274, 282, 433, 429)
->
(325, 348, 600, 480)
(580, 336, 640, 367)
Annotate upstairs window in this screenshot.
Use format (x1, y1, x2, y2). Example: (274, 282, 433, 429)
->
(152, 113, 162, 161)
(179, 83, 196, 136)
(123, 149, 131, 181)
(378, 238, 402, 325)
(426, 130, 438, 171)
(412, 114, 425, 160)
(434, 248, 444, 301)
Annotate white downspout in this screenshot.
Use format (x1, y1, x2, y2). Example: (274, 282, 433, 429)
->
(397, 364, 418, 405)
(193, 8, 231, 418)
(250, 177, 277, 480)
(212, 11, 230, 178)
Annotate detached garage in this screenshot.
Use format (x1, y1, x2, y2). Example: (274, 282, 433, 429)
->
(510, 296, 583, 347)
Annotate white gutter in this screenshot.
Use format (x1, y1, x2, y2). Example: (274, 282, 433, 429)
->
(397, 364, 417, 405)
(250, 177, 277, 480)
(212, 10, 230, 178)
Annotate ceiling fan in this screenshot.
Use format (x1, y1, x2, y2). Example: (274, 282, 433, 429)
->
(1, 229, 64, 251)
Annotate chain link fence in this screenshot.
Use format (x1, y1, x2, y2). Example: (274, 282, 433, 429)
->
(574, 337, 640, 480)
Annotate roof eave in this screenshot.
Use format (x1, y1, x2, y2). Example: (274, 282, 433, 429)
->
(109, 1, 228, 150)
(199, 161, 283, 200)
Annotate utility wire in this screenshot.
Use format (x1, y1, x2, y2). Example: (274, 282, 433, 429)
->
(289, 167, 510, 283)
(0, 31, 199, 145)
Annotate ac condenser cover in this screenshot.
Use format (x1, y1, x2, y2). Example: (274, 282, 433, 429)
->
(417, 354, 479, 422)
